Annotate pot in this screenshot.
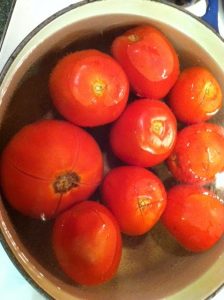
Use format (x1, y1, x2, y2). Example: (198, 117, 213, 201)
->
(0, 0, 224, 299)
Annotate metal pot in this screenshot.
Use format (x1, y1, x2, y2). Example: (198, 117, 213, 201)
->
(0, 0, 224, 299)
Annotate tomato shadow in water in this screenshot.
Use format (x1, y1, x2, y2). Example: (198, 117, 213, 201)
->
(121, 220, 192, 258)
(150, 221, 193, 257)
(86, 124, 124, 176)
(0, 51, 62, 153)
(0, 194, 77, 286)
(122, 232, 149, 249)
(152, 162, 177, 190)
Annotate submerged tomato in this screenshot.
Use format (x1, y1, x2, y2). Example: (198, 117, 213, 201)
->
(111, 25, 179, 99)
(161, 185, 224, 252)
(110, 99, 177, 167)
(168, 66, 222, 124)
(167, 123, 224, 184)
(0, 120, 103, 219)
(49, 49, 129, 127)
(52, 201, 122, 286)
(101, 166, 167, 236)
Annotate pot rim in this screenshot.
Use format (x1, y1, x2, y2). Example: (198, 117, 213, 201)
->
(0, 0, 224, 299)
(1, 0, 224, 86)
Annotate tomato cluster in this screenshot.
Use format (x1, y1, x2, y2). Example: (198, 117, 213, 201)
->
(1, 25, 224, 286)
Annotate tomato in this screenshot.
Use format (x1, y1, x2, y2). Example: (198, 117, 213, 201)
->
(111, 25, 179, 99)
(161, 185, 224, 252)
(110, 99, 177, 167)
(101, 166, 167, 236)
(52, 201, 122, 285)
(49, 49, 129, 127)
(0, 120, 103, 219)
(167, 123, 224, 184)
(168, 66, 222, 124)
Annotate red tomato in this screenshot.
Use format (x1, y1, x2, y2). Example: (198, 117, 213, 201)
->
(110, 99, 177, 167)
(167, 123, 224, 184)
(111, 25, 179, 99)
(0, 120, 103, 219)
(101, 166, 167, 236)
(49, 49, 129, 127)
(52, 201, 122, 285)
(161, 185, 224, 252)
(168, 66, 222, 124)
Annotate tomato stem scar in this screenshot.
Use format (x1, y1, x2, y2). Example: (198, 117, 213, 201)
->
(54, 172, 80, 193)
(151, 120, 164, 137)
(128, 34, 140, 43)
(137, 196, 150, 210)
(92, 80, 106, 96)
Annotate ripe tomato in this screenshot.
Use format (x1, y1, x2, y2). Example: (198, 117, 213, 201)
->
(101, 166, 167, 236)
(0, 120, 103, 219)
(111, 25, 179, 99)
(110, 99, 177, 167)
(168, 66, 222, 124)
(161, 185, 224, 252)
(167, 123, 224, 184)
(49, 49, 129, 127)
(52, 201, 122, 285)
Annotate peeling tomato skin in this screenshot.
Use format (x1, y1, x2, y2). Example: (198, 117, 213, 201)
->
(111, 25, 180, 99)
(52, 201, 122, 286)
(168, 67, 222, 124)
(110, 99, 177, 167)
(0, 120, 103, 219)
(167, 123, 224, 184)
(161, 185, 224, 252)
(101, 166, 167, 236)
(49, 49, 129, 127)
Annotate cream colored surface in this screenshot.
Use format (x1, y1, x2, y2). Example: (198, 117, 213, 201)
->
(1, 1, 224, 299)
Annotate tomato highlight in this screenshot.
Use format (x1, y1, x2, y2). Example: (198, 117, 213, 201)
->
(162, 185, 224, 252)
(101, 166, 167, 236)
(49, 49, 129, 127)
(168, 66, 222, 124)
(52, 201, 122, 285)
(111, 25, 179, 99)
(167, 123, 224, 184)
(110, 99, 177, 167)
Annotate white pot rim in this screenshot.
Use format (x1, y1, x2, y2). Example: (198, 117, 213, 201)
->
(0, 1, 224, 299)
(0, 0, 223, 87)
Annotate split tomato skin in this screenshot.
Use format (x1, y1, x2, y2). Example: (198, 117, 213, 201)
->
(168, 66, 222, 124)
(167, 123, 224, 184)
(52, 201, 122, 286)
(110, 99, 177, 167)
(111, 25, 180, 99)
(161, 185, 224, 252)
(49, 49, 129, 127)
(101, 166, 167, 236)
(0, 120, 103, 219)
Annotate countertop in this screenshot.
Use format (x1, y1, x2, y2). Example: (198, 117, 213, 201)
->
(0, 0, 13, 40)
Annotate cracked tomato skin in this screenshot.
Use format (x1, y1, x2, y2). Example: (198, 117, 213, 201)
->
(52, 201, 122, 286)
(49, 49, 129, 127)
(168, 66, 222, 124)
(111, 25, 179, 99)
(167, 123, 224, 184)
(161, 185, 224, 252)
(101, 166, 167, 236)
(110, 99, 177, 167)
(0, 120, 103, 219)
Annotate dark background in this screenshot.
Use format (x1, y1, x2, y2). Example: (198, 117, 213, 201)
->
(0, 0, 14, 41)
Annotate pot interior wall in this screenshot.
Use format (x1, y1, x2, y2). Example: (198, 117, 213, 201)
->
(1, 11, 224, 300)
